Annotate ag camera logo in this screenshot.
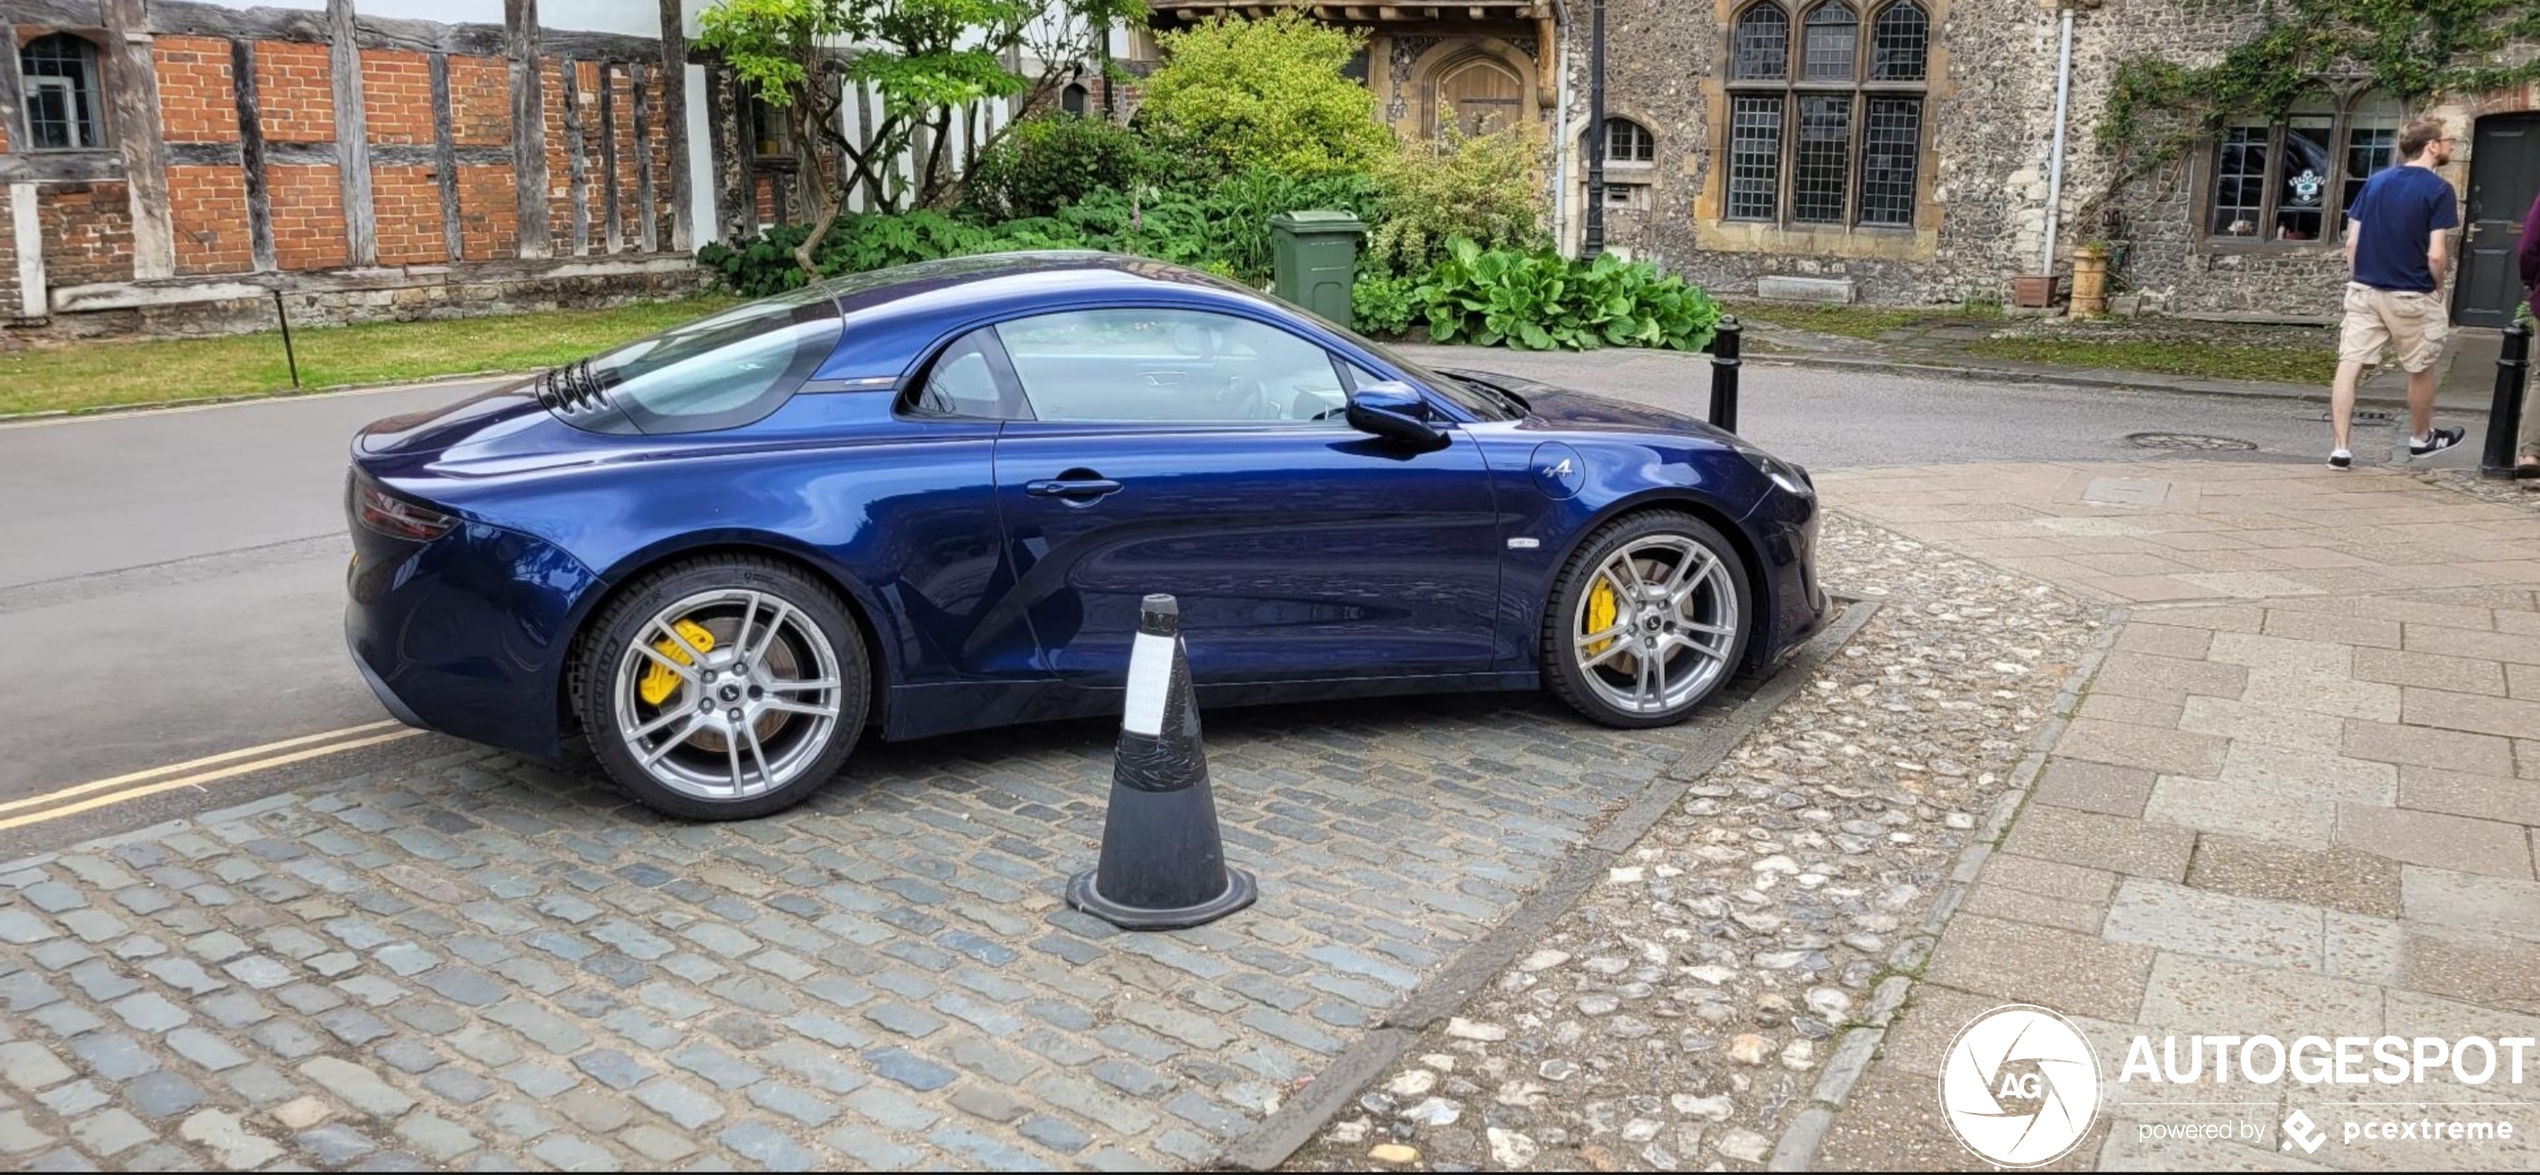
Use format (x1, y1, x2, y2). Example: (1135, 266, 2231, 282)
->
(1939, 1004, 2102, 1167)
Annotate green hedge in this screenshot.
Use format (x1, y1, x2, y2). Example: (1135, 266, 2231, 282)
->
(1360, 239, 1723, 352)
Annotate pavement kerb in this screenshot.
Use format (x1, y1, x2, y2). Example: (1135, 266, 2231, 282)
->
(1218, 596, 1883, 1172)
(1749, 350, 2480, 413)
(1757, 600, 2131, 1173)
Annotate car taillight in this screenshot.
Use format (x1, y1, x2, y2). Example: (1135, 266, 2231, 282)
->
(354, 478, 458, 541)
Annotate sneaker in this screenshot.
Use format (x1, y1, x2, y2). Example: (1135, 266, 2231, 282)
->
(2327, 449, 2352, 470)
(2408, 427, 2466, 458)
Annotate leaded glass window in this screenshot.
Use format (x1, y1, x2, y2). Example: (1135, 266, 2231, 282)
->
(1802, 5, 1859, 83)
(1728, 96, 1784, 221)
(1733, 5, 1791, 81)
(1720, 1, 1927, 227)
(2340, 93, 2404, 223)
(1870, 1, 1928, 82)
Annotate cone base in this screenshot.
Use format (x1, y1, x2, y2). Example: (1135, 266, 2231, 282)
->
(1065, 867, 1257, 931)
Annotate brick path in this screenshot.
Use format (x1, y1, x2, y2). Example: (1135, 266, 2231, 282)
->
(0, 683, 1760, 1171)
(1797, 462, 2540, 1171)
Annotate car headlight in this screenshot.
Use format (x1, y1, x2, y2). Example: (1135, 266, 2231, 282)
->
(1731, 441, 1814, 499)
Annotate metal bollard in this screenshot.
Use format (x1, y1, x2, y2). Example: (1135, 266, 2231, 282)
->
(1708, 315, 1742, 434)
(272, 287, 302, 390)
(2484, 322, 2531, 479)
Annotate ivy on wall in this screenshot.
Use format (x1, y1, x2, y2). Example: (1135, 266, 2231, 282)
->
(2082, 0, 2540, 236)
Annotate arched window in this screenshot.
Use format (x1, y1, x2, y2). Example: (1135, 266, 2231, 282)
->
(1802, 4, 1858, 82)
(1599, 118, 1655, 164)
(1723, 1, 1929, 228)
(1061, 83, 1089, 116)
(1732, 4, 1790, 81)
(2205, 90, 2406, 246)
(21, 34, 105, 151)
(1870, 1, 1928, 81)
(1433, 56, 1523, 137)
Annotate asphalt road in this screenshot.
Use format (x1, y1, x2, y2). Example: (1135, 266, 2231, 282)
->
(0, 353, 2485, 839)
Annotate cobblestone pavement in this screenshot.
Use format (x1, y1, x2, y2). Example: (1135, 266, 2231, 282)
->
(1811, 462, 2540, 1171)
(0, 629, 1786, 1170)
(1283, 512, 2107, 1173)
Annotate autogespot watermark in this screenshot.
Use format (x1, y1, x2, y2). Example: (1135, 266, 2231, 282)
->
(1938, 1004, 2534, 1165)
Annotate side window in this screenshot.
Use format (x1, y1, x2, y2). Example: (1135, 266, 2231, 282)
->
(912, 328, 1022, 418)
(561, 285, 840, 433)
(994, 308, 1348, 424)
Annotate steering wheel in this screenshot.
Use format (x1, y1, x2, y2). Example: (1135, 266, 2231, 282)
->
(1215, 376, 1269, 421)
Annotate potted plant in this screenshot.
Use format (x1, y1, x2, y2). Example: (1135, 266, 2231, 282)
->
(2070, 241, 2112, 317)
(2011, 273, 2062, 309)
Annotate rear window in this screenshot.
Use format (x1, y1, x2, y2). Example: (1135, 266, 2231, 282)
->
(564, 285, 841, 433)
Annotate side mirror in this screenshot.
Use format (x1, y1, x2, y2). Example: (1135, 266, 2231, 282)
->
(1345, 381, 1449, 451)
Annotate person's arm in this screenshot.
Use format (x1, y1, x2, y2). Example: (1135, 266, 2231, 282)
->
(2429, 186, 2461, 293)
(2346, 217, 2361, 276)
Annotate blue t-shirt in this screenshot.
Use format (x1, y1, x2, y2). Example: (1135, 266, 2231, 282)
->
(2346, 166, 2459, 293)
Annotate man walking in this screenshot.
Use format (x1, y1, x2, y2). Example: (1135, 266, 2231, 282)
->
(2328, 116, 2464, 469)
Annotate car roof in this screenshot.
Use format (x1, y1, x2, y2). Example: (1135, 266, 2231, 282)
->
(806, 252, 1289, 382)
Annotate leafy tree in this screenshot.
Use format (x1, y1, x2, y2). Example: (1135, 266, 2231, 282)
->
(698, 0, 1143, 276)
(1131, 11, 1393, 179)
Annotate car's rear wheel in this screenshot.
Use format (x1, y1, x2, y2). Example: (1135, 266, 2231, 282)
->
(1543, 510, 1750, 728)
(572, 556, 869, 820)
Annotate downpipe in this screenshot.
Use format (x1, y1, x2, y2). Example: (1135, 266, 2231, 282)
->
(2040, 5, 2076, 275)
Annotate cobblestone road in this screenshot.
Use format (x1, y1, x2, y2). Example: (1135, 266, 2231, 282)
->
(0, 664, 1769, 1170)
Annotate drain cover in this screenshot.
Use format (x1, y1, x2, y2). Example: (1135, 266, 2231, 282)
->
(2316, 409, 2393, 426)
(2128, 432, 2257, 451)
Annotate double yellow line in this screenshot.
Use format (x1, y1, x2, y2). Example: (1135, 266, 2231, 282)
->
(0, 721, 422, 832)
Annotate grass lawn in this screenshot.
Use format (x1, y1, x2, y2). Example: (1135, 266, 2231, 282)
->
(1721, 300, 1960, 340)
(0, 293, 744, 417)
(1960, 336, 2341, 387)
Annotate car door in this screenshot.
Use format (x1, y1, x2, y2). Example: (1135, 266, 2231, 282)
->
(979, 305, 1504, 689)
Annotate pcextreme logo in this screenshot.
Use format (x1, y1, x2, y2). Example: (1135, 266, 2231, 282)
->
(1938, 1004, 2103, 1167)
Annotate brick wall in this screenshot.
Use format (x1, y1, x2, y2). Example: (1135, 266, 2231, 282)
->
(361, 50, 435, 145)
(448, 54, 511, 146)
(255, 40, 335, 143)
(267, 164, 349, 269)
(1, 213, 19, 319)
(372, 165, 446, 263)
(40, 183, 136, 287)
(168, 166, 254, 275)
(156, 36, 239, 144)
(457, 163, 521, 260)
(542, 59, 576, 246)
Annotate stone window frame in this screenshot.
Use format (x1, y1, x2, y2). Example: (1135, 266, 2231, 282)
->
(1719, 0, 1931, 232)
(16, 30, 113, 153)
(1585, 116, 1659, 211)
(2194, 84, 2409, 254)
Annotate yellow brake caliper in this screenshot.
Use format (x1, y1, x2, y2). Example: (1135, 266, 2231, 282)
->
(638, 618, 718, 706)
(1584, 578, 1619, 659)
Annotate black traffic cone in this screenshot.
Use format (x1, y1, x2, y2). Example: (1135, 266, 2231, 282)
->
(1066, 594, 1257, 931)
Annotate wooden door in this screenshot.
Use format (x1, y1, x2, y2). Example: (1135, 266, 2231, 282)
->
(2457, 114, 2538, 328)
(1435, 57, 1523, 138)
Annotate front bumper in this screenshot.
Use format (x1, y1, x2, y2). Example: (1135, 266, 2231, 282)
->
(344, 516, 602, 760)
(1744, 480, 1828, 664)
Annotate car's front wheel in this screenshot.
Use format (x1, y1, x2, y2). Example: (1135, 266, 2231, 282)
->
(1543, 510, 1750, 728)
(572, 556, 869, 820)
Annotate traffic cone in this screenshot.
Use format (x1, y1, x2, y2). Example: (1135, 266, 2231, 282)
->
(1067, 593, 1258, 931)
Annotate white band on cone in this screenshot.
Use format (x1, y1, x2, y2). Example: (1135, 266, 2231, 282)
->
(1122, 632, 1175, 736)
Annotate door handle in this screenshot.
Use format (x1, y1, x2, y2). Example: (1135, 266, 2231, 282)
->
(1026, 477, 1123, 500)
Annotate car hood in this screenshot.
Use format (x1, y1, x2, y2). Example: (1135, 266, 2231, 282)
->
(1440, 367, 1715, 436)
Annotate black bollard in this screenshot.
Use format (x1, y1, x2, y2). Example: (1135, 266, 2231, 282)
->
(1066, 594, 1257, 931)
(1709, 315, 1742, 434)
(2482, 322, 2530, 479)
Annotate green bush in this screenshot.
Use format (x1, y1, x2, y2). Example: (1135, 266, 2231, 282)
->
(1365, 127, 1542, 278)
(1351, 273, 1421, 337)
(1132, 12, 1393, 179)
(960, 113, 1154, 221)
(1410, 238, 1722, 352)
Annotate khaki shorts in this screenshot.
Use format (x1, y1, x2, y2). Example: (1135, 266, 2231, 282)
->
(2338, 282, 2448, 373)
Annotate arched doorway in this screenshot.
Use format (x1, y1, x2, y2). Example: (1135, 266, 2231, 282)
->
(1432, 56, 1524, 137)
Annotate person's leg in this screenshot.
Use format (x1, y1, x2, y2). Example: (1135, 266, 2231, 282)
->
(2406, 364, 2438, 440)
(2331, 359, 2367, 453)
(2332, 283, 2384, 460)
(2396, 292, 2456, 453)
(2520, 369, 2540, 470)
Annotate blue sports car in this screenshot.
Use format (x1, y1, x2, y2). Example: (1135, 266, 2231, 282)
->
(346, 253, 1825, 819)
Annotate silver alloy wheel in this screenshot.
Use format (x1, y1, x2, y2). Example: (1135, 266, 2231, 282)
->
(611, 588, 843, 803)
(1571, 535, 1740, 716)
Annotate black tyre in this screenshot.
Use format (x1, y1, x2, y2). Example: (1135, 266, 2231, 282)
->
(1542, 510, 1752, 728)
(570, 555, 870, 820)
